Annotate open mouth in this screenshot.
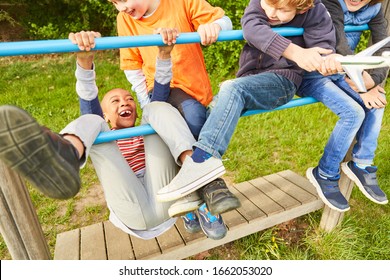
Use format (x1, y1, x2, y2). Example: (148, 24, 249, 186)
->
(119, 110, 132, 118)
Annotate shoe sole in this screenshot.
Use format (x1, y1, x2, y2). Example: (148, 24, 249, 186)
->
(306, 167, 350, 212)
(341, 163, 388, 205)
(157, 166, 226, 202)
(0, 105, 80, 199)
(168, 199, 203, 217)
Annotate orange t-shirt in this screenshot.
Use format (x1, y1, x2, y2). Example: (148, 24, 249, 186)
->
(116, 0, 225, 106)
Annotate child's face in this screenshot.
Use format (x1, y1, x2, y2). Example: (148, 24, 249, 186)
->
(101, 89, 138, 129)
(109, 0, 154, 19)
(343, 0, 372, 12)
(261, 0, 298, 25)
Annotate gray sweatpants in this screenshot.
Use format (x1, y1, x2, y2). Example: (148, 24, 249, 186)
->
(60, 102, 195, 231)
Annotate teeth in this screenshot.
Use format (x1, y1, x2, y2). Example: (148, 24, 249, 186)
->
(119, 110, 131, 116)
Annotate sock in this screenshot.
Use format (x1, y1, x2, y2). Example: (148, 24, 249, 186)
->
(356, 163, 370, 170)
(192, 147, 212, 163)
(318, 168, 339, 180)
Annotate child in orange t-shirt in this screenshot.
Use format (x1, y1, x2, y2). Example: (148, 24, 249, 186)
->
(108, 0, 239, 241)
(109, 0, 232, 139)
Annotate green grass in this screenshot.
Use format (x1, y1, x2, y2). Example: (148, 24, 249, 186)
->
(0, 51, 389, 260)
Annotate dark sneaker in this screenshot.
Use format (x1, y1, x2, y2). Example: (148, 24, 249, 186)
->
(306, 167, 350, 212)
(0, 105, 81, 199)
(341, 161, 388, 204)
(200, 178, 241, 215)
(181, 212, 201, 234)
(197, 203, 227, 240)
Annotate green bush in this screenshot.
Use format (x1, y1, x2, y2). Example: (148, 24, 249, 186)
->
(19, 0, 117, 39)
(12, 0, 248, 77)
(203, 0, 248, 77)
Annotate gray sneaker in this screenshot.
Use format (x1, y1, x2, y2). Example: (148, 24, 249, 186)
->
(342, 161, 388, 204)
(197, 203, 227, 240)
(157, 156, 225, 202)
(0, 105, 80, 199)
(200, 178, 241, 215)
(181, 212, 201, 234)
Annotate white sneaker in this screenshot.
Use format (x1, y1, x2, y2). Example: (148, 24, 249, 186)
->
(157, 156, 226, 202)
(168, 192, 203, 217)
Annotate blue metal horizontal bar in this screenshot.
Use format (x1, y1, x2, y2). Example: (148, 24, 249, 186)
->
(1, 24, 366, 143)
(93, 97, 318, 144)
(0, 24, 368, 57)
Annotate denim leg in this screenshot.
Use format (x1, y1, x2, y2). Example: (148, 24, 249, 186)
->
(194, 73, 296, 158)
(333, 77, 385, 165)
(167, 88, 207, 140)
(298, 74, 365, 177)
(178, 98, 207, 140)
(79, 96, 103, 117)
(352, 108, 384, 165)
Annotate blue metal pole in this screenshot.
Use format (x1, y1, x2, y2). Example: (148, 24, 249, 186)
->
(0, 25, 368, 57)
(94, 97, 319, 144)
(0, 24, 368, 144)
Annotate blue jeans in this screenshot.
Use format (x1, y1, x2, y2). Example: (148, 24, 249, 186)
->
(194, 72, 296, 158)
(166, 88, 206, 140)
(298, 73, 385, 177)
(79, 96, 103, 117)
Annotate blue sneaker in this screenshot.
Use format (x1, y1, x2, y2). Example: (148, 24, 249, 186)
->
(342, 161, 388, 204)
(306, 167, 350, 212)
(181, 212, 201, 234)
(197, 203, 227, 240)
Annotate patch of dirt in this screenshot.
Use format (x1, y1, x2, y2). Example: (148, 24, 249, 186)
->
(54, 183, 108, 233)
(71, 184, 108, 224)
(275, 217, 309, 246)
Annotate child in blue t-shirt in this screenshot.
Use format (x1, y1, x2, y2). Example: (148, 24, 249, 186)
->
(298, 0, 389, 212)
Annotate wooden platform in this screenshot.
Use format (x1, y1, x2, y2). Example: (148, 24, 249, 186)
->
(53, 170, 324, 260)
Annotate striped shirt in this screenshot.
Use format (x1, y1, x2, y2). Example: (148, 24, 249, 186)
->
(116, 136, 146, 178)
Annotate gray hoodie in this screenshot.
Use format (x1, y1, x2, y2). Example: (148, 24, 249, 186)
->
(237, 0, 336, 88)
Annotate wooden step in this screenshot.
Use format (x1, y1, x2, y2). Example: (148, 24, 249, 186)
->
(54, 170, 324, 260)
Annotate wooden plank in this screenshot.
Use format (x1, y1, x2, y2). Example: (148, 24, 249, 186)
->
(384, 1, 390, 33)
(103, 221, 134, 260)
(53, 171, 325, 261)
(80, 223, 107, 260)
(0, 162, 51, 259)
(130, 235, 161, 260)
(221, 209, 247, 230)
(278, 169, 319, 197)
(249, 176, 300, 210)
(156, 224, 185, 254)
(54, 229, 80, 260)
(264, 172, 317, 203)
(233, 180, 282, 217)
(237, 180, 285, 216)
(150, 196, 324, 260)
